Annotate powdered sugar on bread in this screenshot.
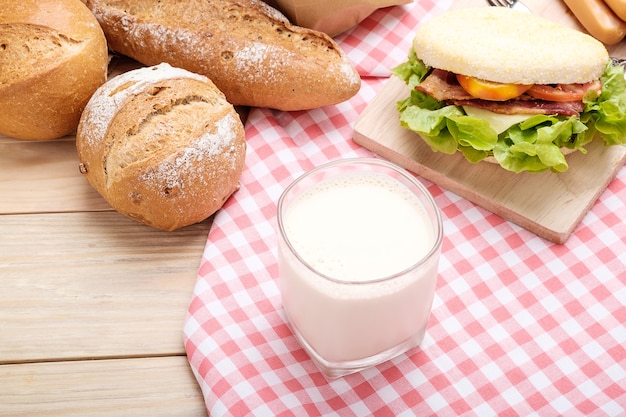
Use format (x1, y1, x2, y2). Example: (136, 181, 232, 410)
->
(79, 63, 207, 147)
(85, 0, 361, 111)
(137, 110, 240, 192)
(76, 62, 247, 231)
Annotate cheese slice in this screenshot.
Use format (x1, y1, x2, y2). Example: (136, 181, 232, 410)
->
(463, 106, 533, 134)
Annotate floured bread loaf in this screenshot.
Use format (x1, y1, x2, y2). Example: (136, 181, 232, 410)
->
(84, 0, 361, 111)
(76, 63, 247, 231)
(0, 0, 108, 140)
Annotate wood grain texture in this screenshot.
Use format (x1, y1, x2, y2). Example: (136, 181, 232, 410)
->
(0, 356, 207, 417)
(0, 211, 211, 364)
(354, 0, 626, 244)
(0, 136, 111, 214)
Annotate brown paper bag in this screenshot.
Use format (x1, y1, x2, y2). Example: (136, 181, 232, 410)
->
(265, 0, 412, 37)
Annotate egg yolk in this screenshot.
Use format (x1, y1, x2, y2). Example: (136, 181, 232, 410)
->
(456, 74, 532, 101)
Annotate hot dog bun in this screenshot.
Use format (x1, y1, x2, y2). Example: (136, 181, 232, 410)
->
(76, 63, 247, 231)
(412, 7, 609, 85)
(563, 0, 626, 45)
(0, 0, 108, 140)
(604, 0, 626, 22)
(83, 0, 361, 111)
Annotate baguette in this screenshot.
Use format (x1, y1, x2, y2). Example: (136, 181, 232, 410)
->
(0, 0, 108, 140)
(76, 63, 247, 231)
(84, 0, 361, 111)
(563, 0, 626, 45)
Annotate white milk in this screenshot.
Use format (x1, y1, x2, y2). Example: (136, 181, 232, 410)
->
(278, 170, 441, 370)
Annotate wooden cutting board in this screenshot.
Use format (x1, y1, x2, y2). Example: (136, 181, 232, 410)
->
(353, 0, 626, 244)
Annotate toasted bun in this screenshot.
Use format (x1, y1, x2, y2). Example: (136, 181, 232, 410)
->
(0, 0, 108, 140)
(76, 63, 247, 231)
(412, 7, 609, 85)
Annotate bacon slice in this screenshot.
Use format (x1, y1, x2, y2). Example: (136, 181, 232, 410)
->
(415, 69, 474, 101)
(415, 69, 590, 116)
(450, 98, 584, 116)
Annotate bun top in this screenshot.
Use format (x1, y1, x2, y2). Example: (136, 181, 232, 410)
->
(412, 7, 609, 85)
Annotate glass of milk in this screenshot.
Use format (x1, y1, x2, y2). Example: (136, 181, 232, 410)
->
(277, 158, 443, 378)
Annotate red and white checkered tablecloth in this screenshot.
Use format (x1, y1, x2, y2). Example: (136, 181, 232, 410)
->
(183, 1, 626, 415)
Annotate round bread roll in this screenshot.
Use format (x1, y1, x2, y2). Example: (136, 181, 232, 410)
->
(76, 63, 247, 231)
(0, 0, 108, 140)
(412, 7, 609, 85)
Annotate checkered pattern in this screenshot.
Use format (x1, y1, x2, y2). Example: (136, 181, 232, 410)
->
(184, 2, 626, 416)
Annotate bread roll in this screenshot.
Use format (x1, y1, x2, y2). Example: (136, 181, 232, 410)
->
(76, 63, 247, 231)
(412, 7, 609, 85)
(84, 0, 361, 111)
(0, 0, 108, 140)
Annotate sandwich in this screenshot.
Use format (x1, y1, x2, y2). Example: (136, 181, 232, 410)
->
(392, 7, 626, 173)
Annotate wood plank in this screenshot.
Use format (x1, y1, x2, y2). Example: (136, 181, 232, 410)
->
(0, 211, 211, 364)
(0, 356, 207, 417)
(0, 135, 111, 214)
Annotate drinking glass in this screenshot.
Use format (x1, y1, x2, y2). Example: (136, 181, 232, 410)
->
(277, 158, 443, 378)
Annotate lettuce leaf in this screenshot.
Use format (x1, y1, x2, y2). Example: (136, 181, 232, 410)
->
(391, 52, 626, 173)
(583, 62, 626, 145)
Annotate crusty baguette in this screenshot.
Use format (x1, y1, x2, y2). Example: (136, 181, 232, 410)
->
(76, 63, 247, 231)
(413, 7, 609, 85)
(84, 0, 361, 111)
(0, 0, 108, 140)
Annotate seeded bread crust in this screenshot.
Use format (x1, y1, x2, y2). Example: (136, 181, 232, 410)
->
(76, 64, 247, 231)
(413, 7, 609, 85)
(0, 0, 108, 140)
(84, 0, 361, 111)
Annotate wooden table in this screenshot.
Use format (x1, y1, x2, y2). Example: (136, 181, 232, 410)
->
(2, 1, 625, 414)
(0, 133, 210, 413)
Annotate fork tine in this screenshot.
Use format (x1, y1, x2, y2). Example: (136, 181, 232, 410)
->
(486, 0, 516, 7)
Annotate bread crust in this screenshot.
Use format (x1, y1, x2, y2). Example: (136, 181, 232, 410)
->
(412, 7, 609, 85)
(0, 0, 108, 140)
(77, 64, 247, 231)
(84, 0, 361, 111)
